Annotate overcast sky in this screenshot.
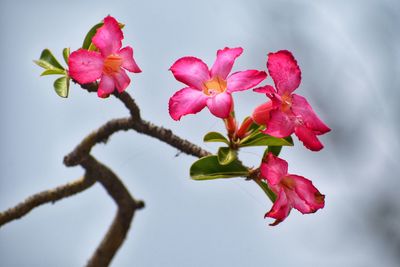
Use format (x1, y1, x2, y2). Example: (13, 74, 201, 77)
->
(1, 0, 399, 266)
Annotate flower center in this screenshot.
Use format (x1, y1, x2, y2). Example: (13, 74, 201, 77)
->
(103, 54, 123, 75)
(281, 176, 296, 190)
(203, 77, 227, 96)
(281, 93, 292, 112)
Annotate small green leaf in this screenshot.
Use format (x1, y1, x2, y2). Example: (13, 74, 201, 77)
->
(249, 123, 263, 133)
(267, 146, 282, 157)
(82, 22, 103, 49)
(34, 59, 53, 69)
(87, 42, 99, 51)
(53, 76, 69, 98)
(63, 47, 70, 64)
(40, 69, 66, 76)
(256, 179, 277, 202)
(36, 49, 64, 70)
(217, 147, 237, 165)
(190, 155, 249, 180)
(203, 132, 229, 145)
(239, 132, 293, 147)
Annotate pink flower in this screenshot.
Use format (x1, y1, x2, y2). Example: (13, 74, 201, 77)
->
(260, 153, 325, 226)
(68, 16, 141, 98)
(169, 47, 267, 120)
(254, 50, 330, 151)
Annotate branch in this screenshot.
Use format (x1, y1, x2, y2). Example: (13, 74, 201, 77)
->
(64, 117, 135, 166)
(133, 119, 210, 158)
(1, 82, 239, 266)
(0, 175, 95, 227)
(64, 87, 210, 167)
(80, 83, 140, 120)
(81, 155, 144, 267)
(1, 87, 211, 265)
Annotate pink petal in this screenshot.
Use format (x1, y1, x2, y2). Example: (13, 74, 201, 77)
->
(68, 49, 103, 84)
(291, 94, 331, 134)
(170, 57, 210, 90)
(267, 50, 301, 95)
(92, 15, 123, 56)
(252, 101, 273, 126)
(294, 125, 324, 151)
(119, 46, 141, 73)
(210, 47, 243, 80)
(265, 189, 291, 226)
(226, 70, 267, 92)
(169, 87, 208, 121)
(253, 85, 276, 96)
(286, 174, 325, 214)
(269, 92, 284, 109)
(263, 109, 295, 138)
(113, 70, 131, 93)
(206, 92, 232, 118)
(260, 153, 288, 186)
(97, 75, 115, 98)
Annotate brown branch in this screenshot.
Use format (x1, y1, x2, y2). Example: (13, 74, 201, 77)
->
(64, 116, 210, 168)
(64, 118, 135, 167)
(81, 155, 144, 267)
(133, 119, 210, 158)
(64, 86, 210, 167)
(1, 88, 211, 265)
(0, 175, 95, 227)
(1, 82, 228, 266)
(114, 92, 141, 121)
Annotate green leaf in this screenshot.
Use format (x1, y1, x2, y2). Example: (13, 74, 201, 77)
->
(248, 121, 263, 133)
(53, 76, 69, 98)
(87, 42, 99, 51)
(33, 59, 55, 70)
(82, 22, 103, 49)
(256, 179, 277, 202)
(190, 155, 249, 180)
(239, 132, 293, 147)
(63, 47, 70, 64)
(35, 49, 64, 70)
(82, 22, 125, 50)
(217, 147, 237, 165)
(203, 132, 229, 145)
(266, 146, 282, 157)
(40, 69, 66, 76)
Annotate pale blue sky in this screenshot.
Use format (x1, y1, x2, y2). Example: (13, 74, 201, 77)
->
(1, 0, 399, 266)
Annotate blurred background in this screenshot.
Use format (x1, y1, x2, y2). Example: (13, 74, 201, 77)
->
(0, 0, 399, 266)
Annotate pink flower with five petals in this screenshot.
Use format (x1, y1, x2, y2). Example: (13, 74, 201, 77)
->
(254, 50, 330, 151)
(68, 16, 141, 98)
(261, 153, 325, 226)
(169, 47, 267, 120)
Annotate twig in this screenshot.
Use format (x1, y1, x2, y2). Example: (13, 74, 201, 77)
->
(133, 119, 210, 158)
(64, 118, 135, 167)
(0, 176, 95, 227)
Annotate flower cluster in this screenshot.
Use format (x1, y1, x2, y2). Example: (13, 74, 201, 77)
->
(169, 48, 330, 225)
(36, 15, 330, 226)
